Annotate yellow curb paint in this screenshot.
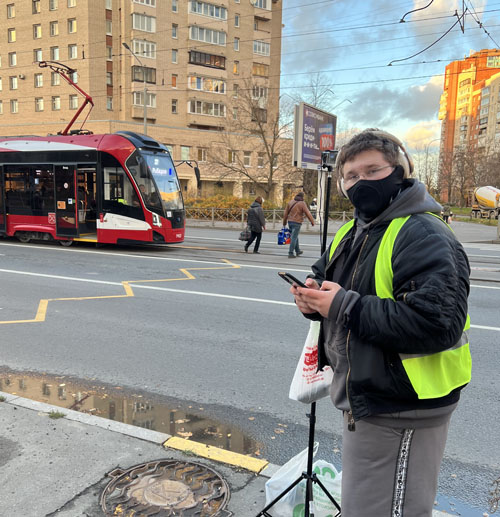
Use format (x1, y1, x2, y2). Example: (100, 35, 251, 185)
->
(163, 436, 269, 474)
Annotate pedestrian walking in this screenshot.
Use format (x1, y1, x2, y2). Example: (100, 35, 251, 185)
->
(282, 192, 315, 258)
(441, 204, 453, 223)
(244, 196, 266, 253)
(289, 129, 471, 516)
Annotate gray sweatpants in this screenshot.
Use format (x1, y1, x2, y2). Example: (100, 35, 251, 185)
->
(341, 412, 451, 516)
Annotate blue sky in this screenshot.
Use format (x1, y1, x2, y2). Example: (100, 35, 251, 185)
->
(280, 0, 498, 152)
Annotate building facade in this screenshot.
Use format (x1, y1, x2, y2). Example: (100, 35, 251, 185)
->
(0, 0, 300, 203)
(438, 49, 500, 202)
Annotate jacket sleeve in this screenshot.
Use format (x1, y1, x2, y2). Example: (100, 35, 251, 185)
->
(257, 206, 266, 227)
(347, 216, 470, 355)
(302, 203, 315, 224)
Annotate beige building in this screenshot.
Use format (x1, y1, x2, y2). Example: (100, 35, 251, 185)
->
(0, 0, 299, 203)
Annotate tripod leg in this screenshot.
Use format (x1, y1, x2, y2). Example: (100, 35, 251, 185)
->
(256, 473, 307, 517)
(311, 473, 341, 516)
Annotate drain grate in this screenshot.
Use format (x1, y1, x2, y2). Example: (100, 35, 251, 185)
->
(100, 459, 231, 516)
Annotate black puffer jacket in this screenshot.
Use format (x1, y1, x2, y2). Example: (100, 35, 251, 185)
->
(247, 201, 265, 232)
(308, 179, 470, 420)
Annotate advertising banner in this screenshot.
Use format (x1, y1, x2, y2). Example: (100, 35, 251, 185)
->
(293, 103, 337, 170)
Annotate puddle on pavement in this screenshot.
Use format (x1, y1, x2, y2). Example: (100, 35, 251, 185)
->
(0, 371, 261, 457)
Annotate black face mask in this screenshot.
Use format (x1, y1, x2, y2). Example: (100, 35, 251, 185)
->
(346, 165, 405, 220)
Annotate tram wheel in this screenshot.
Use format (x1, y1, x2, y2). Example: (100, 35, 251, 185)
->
(59, 239, 74, 247)
(16, 232, 31, 243)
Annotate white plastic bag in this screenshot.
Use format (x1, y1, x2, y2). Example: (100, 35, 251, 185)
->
(264, 444, 341, 517)
(289, 321, 334, 404)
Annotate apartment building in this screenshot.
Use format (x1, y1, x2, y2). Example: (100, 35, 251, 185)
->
(438, 49, 500, 201)
(0, 0, 298, 202)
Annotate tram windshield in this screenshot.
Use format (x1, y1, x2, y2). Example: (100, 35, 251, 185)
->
(127, 151, 183, 216)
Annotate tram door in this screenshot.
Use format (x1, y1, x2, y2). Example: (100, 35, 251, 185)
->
(54, 164, 78, 238)
(0, 166, 5, 233)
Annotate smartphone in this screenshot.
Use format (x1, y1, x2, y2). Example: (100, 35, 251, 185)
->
(278, 271, 308, 288)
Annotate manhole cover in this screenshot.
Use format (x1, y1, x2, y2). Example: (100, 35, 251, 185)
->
(100, 459, 231, 516)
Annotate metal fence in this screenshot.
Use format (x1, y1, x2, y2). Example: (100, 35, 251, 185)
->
(185, 207, 353, 230)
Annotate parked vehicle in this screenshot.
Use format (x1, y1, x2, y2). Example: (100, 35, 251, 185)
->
(471, 186, 500, 219)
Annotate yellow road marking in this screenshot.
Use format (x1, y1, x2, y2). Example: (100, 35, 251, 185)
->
(0, 260, 238, 325)
(164, 436, 268, 474)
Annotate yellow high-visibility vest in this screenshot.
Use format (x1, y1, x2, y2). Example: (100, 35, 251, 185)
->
(328, 215, 472, 400)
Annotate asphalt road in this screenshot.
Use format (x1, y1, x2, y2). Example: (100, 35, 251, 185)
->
(0, 222, 499, 515)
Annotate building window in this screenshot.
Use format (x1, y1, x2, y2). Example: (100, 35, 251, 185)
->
(252, 62, 269, 77)
(233, 84, 239, 97)
(181, 146, 190, 160)
(10, 99, 19, 114)
(189, 100, 226, 117)
(68, 19, 77, 33)
(107, 96, 113, 110)
(228, 150, 236, 163)
(132, 13, 156, 32)
(105, 0, 112, 8)
(68, 44, 77, 59)
(253, 40, 270, 56)
(51, 72, 60, 85)
(188, 76, 226, 93)
(106, 19, 112, 35)
(50, 21, 59, 36)
(33, 24, 42, 39)
(0, 101, 3, 115)
(257, 152, 264, 167)
(35, 98, 44, 112)
(133, 91, 156, 107)
(0, 78, 2, 91)
(68, 0, 76, 7)
(132, 40, 156, 59)
(244, 151, 251, 166)
(133, 0, 156, 5)
(172, 99, 178, 113)
(69, 94, 78, 109)
(235, 14, 240, 27)
(8, 28, 16, 43)
(252, 85, 268, 99)
(189, 26, 226, 46)
(34, 73, 43, 87)
(8, 52, 17, 67)
(9, 76, 18, 90)
(7, 4, 15, 18)
(52, 96, 61, 110)
(172, 74, 177, 87)
(172, 24, 178, 38)
(172, 49, 178, 63)
(34, 49, 43, 62)
(233, 61, 239, 74)
(132, 66, 156, 84)
(106, 46, 113, 60)
(233, 107, 238, 120)
(254, 0, 269, 8)
(198, 148, 207, 162)
(172, 0, 178, 12)
(106, 72, 113, 86)
(234, 38, 240, 51)
(32, 0, 41, 14)
(188, 51, 225, 70)
(49, 0, 58, 10)
(252, 107, 267, 122)
(189, 2, 227, 20)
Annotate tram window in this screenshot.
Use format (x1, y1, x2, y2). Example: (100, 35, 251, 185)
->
(5, 169, 30, 214)
(102, 164, 144, 220)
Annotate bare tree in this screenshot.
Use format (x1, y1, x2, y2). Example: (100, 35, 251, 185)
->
(208, 79, 300, 199)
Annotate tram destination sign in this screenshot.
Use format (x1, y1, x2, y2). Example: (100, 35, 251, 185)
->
(292, 102, 337, 171)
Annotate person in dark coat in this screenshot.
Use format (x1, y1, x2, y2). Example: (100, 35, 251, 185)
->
(244, 196, 266, 253)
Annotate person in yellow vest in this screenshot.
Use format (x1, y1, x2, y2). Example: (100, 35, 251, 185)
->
(289, 129, 471, 516)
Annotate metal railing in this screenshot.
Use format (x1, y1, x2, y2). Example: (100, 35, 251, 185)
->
(185, 207, 353, 229)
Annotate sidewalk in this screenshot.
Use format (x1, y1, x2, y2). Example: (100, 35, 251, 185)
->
(0, 393, 455, 516)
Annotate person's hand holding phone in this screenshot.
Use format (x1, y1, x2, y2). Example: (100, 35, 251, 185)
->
(294, 280, 342, 317)
(292, 277, 320, 314)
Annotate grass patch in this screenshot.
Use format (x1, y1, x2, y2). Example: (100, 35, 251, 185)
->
(48, 410, 66, 419)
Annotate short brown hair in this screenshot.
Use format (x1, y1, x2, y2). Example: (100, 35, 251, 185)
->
(255, 196, 263, 204)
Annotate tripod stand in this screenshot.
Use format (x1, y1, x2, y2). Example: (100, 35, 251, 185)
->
(257, 162, 341, 517)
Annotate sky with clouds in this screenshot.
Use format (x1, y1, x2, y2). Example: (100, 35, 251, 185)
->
(280, 0, 498, 151)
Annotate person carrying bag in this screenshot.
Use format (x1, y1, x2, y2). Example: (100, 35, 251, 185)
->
(283, 192, 315, 258)
(244, 196, 266, 254)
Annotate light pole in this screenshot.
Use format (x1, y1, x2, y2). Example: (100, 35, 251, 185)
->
(122, 42, 147, 135)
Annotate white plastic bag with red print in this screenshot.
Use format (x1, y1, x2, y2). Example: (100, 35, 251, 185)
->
(289, 321, 333, 404)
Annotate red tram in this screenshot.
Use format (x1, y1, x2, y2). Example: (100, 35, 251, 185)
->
(0, 131, 185, 245)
